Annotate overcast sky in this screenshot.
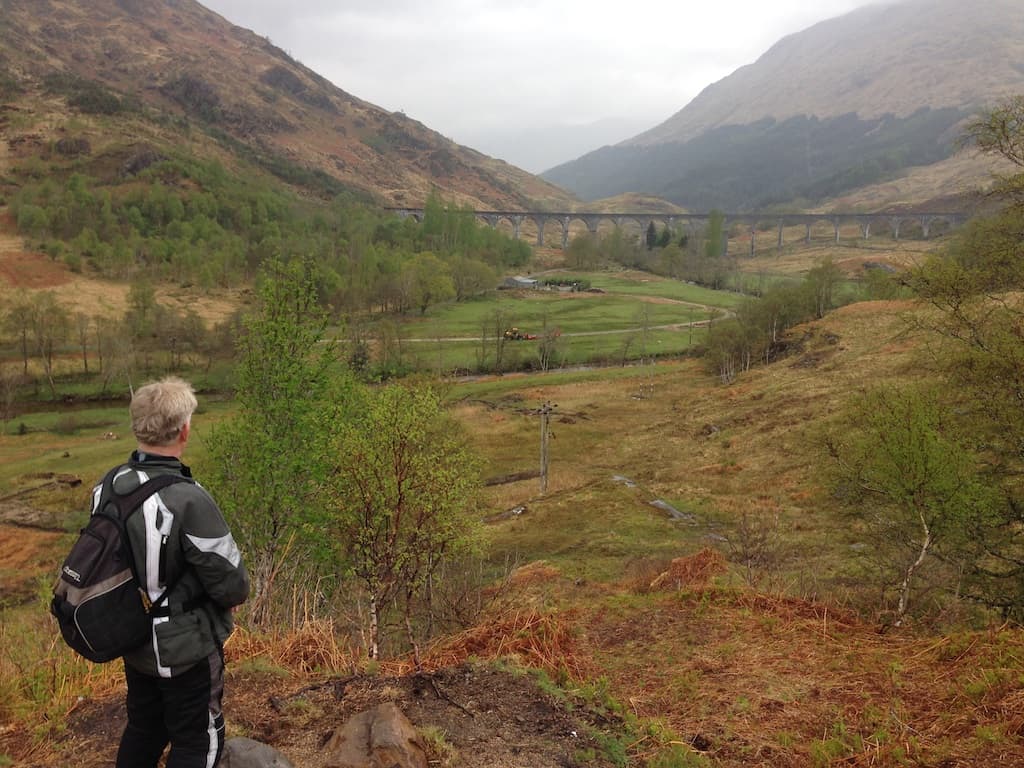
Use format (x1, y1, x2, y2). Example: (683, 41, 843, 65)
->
(201, 0, 882, 171)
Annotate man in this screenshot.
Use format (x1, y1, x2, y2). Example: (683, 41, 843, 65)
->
(101, 377, 249, 768)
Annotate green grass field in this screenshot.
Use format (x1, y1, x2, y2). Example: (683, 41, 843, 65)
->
(405, 292, 705, 338)
(329, 270, 733, 373)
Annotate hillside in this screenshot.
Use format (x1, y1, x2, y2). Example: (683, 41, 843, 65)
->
(544, 0, 1024, 211)
(6, 295, 1024, 766)
(0, 0, 574, 210)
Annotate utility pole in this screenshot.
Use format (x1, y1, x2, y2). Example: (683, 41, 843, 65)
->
(538, 401, 557, 494)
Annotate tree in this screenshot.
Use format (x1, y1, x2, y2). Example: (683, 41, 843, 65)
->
(201, 260, 349, 626)
(566, 233, 599, 270)
(536, 310, 564, 372)
(321, 382, 481, 660)
(895, 98, 1024, 616)
(449, 256, 496, 302)
(4, 291, 34, 375)
(29, 291, 70, 399)
(486, 309, 511, 373)
(658, 242, 683, 279)
(705, 317, 755, 384)
(125, 280, 158, 340)
(704, 210, 725, 259)
(74, 312, 90, 374)
(645, 221, 658, 251)
(376, 318, 407, 378)
(0, 363, 22, 433)
(805, 257, 842, 319)
(963, 94, 1024, 209)
(406, 252, 455, 315)
(827, 387, 995, 627)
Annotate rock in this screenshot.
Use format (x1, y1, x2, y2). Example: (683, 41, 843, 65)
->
(221, 737, 295, 768)
(121, 145, 165, 176)
(324, 703, 427, 768)
(649, 499, 695, 523)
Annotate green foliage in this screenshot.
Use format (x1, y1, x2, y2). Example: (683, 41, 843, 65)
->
(895, 100, 1024, 616)
(209, 127, 355, 199)
(805, 257, 842, 319)
(827, 386, 997, 624)
(590, 730, 629, 767)
(566, 233, 601, 270)
(645, 221, 658, 251)
(320, 381, 482, 657)
(9, 161, 529, 339)
(0, 65, 21, 100)
(542, 277, 591, 290)
(403, 252, 455, 315)
(418, 191, 530, 268)
(646, 745, 712, 768)
(42, 73, 131, 115)
(862, 266, 908, 300)
(448, 255, 496, 302)
(704, 261, 840, 383)
(0, 589, 114, 736)
(201, 260, 352, 626)
(417, 725, 457, 767)
(704, 211, 725, 259)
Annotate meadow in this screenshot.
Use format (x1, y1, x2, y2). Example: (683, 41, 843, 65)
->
(339, 269, 748, 374)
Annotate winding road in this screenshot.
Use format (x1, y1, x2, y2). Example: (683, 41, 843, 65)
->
(397, 296, 728, 343)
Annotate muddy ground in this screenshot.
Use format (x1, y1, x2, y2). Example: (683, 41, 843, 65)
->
(30, 662, 619, 768)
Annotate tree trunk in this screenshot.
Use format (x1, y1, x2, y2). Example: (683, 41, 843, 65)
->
(369, 593, 380, 660)
(894, 511, 933, 627)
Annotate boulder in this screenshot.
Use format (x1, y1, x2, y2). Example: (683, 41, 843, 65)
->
(221, 737, 295, 768)
(324, 703, 427, 768)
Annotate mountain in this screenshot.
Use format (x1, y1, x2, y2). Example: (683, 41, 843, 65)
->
(458, 117, 654, 176)
(543, 0, 1024, 212)
(0, 0, 575, 210)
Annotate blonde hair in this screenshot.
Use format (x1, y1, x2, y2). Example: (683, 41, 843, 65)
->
(130, 377, 197, 446)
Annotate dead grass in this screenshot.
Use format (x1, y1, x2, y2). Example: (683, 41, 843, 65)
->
(211, 563, 1024, 767)
(412, 608, 591, 682)
(576, 581, 1024, 767)
(824, 149, 1012, 211)
(646, 548, 728, 592)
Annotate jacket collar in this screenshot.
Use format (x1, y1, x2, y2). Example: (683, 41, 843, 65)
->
(130, 450, 194, 478)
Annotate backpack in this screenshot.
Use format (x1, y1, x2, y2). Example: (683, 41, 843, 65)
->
(50, 467, 195, 663)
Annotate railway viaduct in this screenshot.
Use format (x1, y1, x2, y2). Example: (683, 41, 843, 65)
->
(387, 208, 968, 251)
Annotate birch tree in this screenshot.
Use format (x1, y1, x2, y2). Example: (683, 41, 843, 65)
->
(322, 383, 481, 660)
(827, 386, 995, 627)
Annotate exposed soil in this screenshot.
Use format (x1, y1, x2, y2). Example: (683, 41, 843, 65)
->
(39, 663, 615, 768)
(0, 214, 241, 325)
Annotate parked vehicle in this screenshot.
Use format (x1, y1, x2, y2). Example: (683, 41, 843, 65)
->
(503, 327, 538, 341)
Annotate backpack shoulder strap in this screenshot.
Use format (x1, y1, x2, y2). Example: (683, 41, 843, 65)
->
(113, 473, 195, 517)
(93, 464, 124, 517)
(104, 470, 197, 614)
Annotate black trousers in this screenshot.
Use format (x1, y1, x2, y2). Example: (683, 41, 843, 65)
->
(115, 650, 225, 768)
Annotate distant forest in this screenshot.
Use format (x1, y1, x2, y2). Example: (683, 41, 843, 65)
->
(545, 107, 969, 210)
